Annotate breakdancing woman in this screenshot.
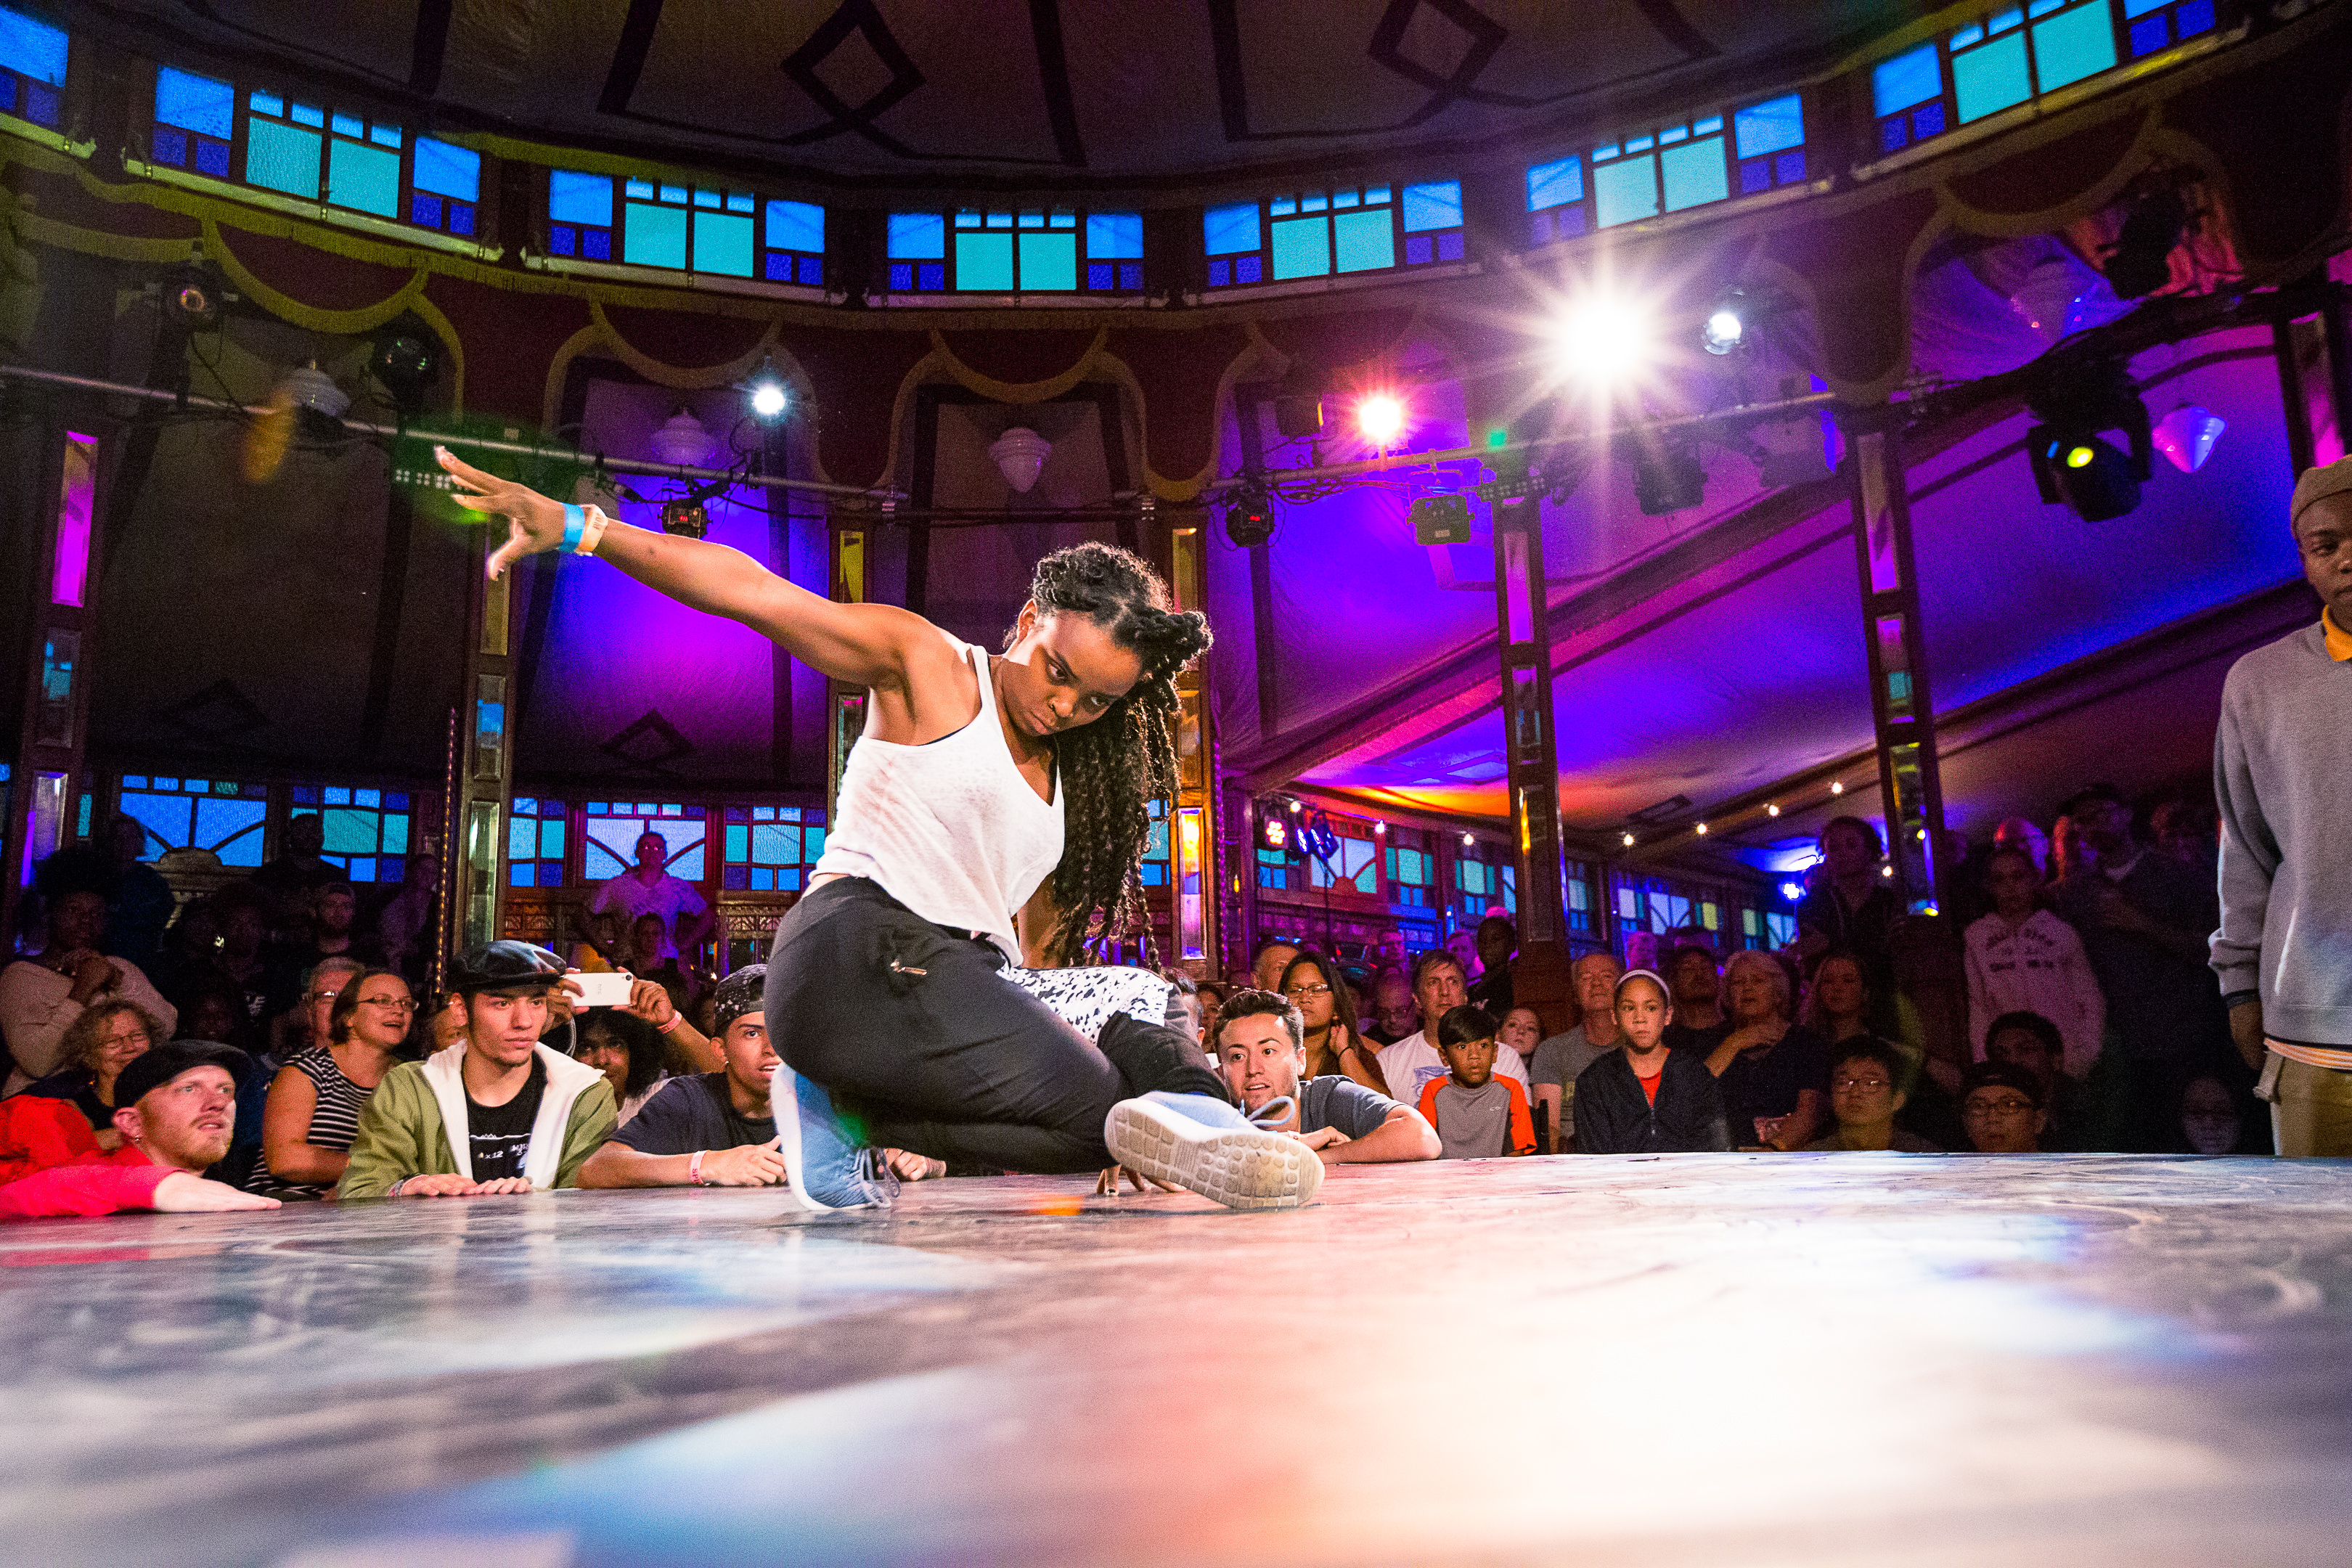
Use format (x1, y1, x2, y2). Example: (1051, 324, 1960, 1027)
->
(437, 447, 1320, 1212)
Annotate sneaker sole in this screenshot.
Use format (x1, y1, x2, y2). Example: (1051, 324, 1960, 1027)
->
(769, 1062, 888, 1214)
(1104, 1100, 1325, 1211)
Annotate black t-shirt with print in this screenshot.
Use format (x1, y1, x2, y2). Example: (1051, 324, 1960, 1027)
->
(465, 1056, 547, 1182)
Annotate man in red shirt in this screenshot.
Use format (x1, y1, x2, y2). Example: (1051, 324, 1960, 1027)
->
(0, 1043, 279, 1218)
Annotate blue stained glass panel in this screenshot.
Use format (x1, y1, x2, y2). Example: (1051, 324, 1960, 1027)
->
(2031, 1, 2118, 90)
(331, 111, 363, 137)
(694, 210, 754, 276)
(1733, 94, 1805, 159)
(550, 170, 613, 226)
(625, 201, 688, 269)
(413, 192, 443, 227)
(1873, 44, 1943, 116)
(766, 198, 823, 253)
(2123, 0, 2166, 14)
(152, 126, 184, 165)
(1087, 211, 1142, 258)
(887, 211, 944, 258)
(327, 137, 400, 216)
(1526, 155, 1583, 211)
(245, 118, 322, 198)
(1203, 201, 1260, 256)
(510, 817, 536, 861)
(2128, 15, 2167, 52)
(414, 138, 480, 201)
(956, 230, 1014, 290)
(1953, 33, 2032, 122)
(0, 8, 67, 85)
(1400, 180, 1462, 232)
(155, 66, 234, 139)
(193, 798, 268, 864)
(1660, 136, 1728, 212)
(290, 102, 324, 128)
(1270, 215, 1330, 279)
(1331, 208, 1394, 272)
(1087, 261, 1113, 289)
(1018, 230, 1077, 290)
(369, 124, 401, 149)
(2176, 0, 2213, 33)
(1593, 153, 1659, 229)
(250, 90, 284, 117)
(195, 139, 229, 176)
(322, 808, 377, 854)
(752, 824, 801, 864)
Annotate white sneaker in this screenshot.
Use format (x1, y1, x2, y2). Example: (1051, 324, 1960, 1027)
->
(1103, 1091, 1325, 1210)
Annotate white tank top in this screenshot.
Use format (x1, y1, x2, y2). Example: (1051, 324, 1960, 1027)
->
(813, 640, 1065, 965)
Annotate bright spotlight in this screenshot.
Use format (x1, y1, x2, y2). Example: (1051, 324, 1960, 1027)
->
(1779, 880, 1805, 902)
(1357, 393, 1405, 445)
(1552, 295, 1651, 385)
(744, 357, 789, 422)
(1702, 290, 1746, 356)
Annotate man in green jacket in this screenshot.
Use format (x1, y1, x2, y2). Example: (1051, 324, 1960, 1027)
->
(338, 942, 616, 1200)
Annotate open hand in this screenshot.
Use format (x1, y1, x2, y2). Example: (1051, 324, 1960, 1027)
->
(438, 447, 568, 579)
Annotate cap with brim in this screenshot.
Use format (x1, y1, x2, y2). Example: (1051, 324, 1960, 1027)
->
(1961, 1061, 2045, 1108)
(114, 1042, 250, 1108)
(449, 939, 566, 995)
(2291, 454, 2352, 527)
(710, 964, 767, 1034)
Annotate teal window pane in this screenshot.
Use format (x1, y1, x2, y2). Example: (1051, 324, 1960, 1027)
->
(1087, 211, 1142, 258)
(509, 816, 536, 862)
(1331, 208, 1394, 273)
(550, 169, 611, 226)
(539, 820, 564, 859)
(1953, 33, 2032, 121)
(322, 807, 377, 854)
(806, 827, 826, 861)
(1400, 180, 1462, 232)
(1270, 215, 1331, 279)
(1733, 94, 1805, 160)
(414, 138, 480, 202)
(327, 137, 401, 217)
(956, 230, 1014, 290)
(245, 118, 322, 198)
(1593, 152, 1659, 229)
(1660, 136, 1728, 212)
(1526, 155, 1583, 211)
(724, 824, 748, 861)
(888, 211, 944, 258)
(752, 823, 801, 864)
(1018, 230, 1077, 290)
(2031, 2, 2117, 91)
(1873, 43, 1943, 116)
(1145, 820, 1170, 860)
(1203, 201, 1259, 256)
(383, 813, 408, 855)
(0, 9, 66, 85)
(625, 201, 688, 269)
(157, 68, 234, 138)
(767, 198, 823, 253)
(693, 210, 754, 276)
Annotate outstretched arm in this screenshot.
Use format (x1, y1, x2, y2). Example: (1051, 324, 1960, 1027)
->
(440, 447, 936, 695)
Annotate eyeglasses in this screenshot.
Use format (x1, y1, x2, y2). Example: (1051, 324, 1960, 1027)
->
(1283, 984, 1331, 999)
(99, 1030, 151, 1050)
(359, 996, 417, 1013)
(1964, 1098, 2038, 1116)
(1831, 1075, 1892, 1092)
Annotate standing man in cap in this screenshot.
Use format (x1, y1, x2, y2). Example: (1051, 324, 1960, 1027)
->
(337, 942, 617, 1199)
(2213, 455, 2352, 1155)
(0, 1043, 280, 1217)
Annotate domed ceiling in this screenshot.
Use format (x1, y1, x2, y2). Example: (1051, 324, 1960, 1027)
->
(91, 0, 1924, 192)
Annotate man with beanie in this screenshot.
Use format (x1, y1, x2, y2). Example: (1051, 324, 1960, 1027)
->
(337, 942, 616, 1199)
(579, 965, 791, 1188)
(2214, 454, 2352, 1154)
(0, 1043, 280, 1218)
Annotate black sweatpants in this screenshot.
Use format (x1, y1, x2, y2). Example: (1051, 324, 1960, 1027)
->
(764, 875, 1228, 1172)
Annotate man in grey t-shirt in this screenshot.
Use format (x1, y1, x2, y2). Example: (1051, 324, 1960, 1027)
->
(1213, 989, 1439, 1166)
(1530, 952, 1625, 1151)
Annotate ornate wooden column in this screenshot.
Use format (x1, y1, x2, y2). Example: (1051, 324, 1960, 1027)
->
(1167, 507, 1218, 971)
(1846, 415, 1948, 912)
(451, 532, 515, 951)
(1487, 483, 1574, 1034)
(827, 507, 869, 813)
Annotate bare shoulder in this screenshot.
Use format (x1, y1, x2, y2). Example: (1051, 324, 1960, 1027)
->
(865, 620, 985, 743)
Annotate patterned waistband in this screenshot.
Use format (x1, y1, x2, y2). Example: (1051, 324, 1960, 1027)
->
(2268, 1039, 2352, 1073)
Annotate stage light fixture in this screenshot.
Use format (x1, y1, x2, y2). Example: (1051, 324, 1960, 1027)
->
(2028, 366, 2152, 522)
(1830, 781, 1845, 795)
(1357, 393, 1405, 446)
(1629, 435, 1705, 515)
(1223, 480, 1275, 548)
(1766, 804, 1781, 817)
(1551, 295, 1650, 385)
(1702, 290, 1746, 356)
(2103, 189, 2187, 300)
(1694, 822, 1708, 835)
(659, 497, 709, 539)
(1621, 832, 1636, 847)
(368, 327, 439, 417)
(745, 358, 788, 422)
(1462, 833, 1475, 847)
(1373, 820, 1387, 835)
(2152, 403, 2224, 473)
(1779, 880, 1805, 902)
(163, 262, 224, 332)
(1408, 494, 1474, 546)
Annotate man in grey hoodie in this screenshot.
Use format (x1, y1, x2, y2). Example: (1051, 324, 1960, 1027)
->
(2213, 454, 2352, 1155)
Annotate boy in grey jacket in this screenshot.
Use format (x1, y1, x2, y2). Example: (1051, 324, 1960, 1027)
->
(2213, 455, 2352, 1154)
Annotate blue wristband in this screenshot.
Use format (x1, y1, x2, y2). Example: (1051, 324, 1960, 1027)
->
(560, 503, 585, 552)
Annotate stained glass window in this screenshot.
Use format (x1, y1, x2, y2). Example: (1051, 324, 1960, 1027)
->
(289, 784, 412, 883)
(1139, 799, 1171, 889)
(507, 798, 568, 888)
(1385, 844, 1434, 908)
(0, 5, 66, 132)
(1304, 821, 1378, 896)
(1206, 181, 1461, 290)
(115, 777, 266, 868)
(884, 209, 1140, 295)
(548, 173, 820, 284)
(2125, 0, 2216, 57)
(584, 801, 706, 882)
(1525, 155, 1588, 248)
(720, 803, 828, 891)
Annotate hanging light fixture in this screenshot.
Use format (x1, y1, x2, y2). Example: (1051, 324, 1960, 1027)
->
(2151, 403, 2225, 473)
(651, 407, 715, 467)
(989, 427, 1052, 492)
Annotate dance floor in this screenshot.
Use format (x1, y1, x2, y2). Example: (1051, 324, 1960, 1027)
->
(5, 1153, 2351, 1567)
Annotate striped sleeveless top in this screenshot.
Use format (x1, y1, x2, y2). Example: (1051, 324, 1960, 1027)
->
(248, 1045, 378, 1200)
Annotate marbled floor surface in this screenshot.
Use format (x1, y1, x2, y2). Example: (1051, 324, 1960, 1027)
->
(4, 1153, 2351, 1567)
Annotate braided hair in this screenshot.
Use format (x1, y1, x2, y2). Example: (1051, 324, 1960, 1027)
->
(1007, 541, 1211, 965)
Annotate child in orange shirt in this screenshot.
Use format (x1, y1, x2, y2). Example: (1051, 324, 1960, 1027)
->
(1418, 1005, 1537, 1159)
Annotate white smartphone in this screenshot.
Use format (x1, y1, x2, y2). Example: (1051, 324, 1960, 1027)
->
(571, 971, 635, 1008)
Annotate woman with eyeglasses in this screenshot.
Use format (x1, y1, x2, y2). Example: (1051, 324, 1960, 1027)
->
(0, 1000, 164, 1173)
(1276, 951, 1389, 1097)
(250, 968, 413, 1199)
